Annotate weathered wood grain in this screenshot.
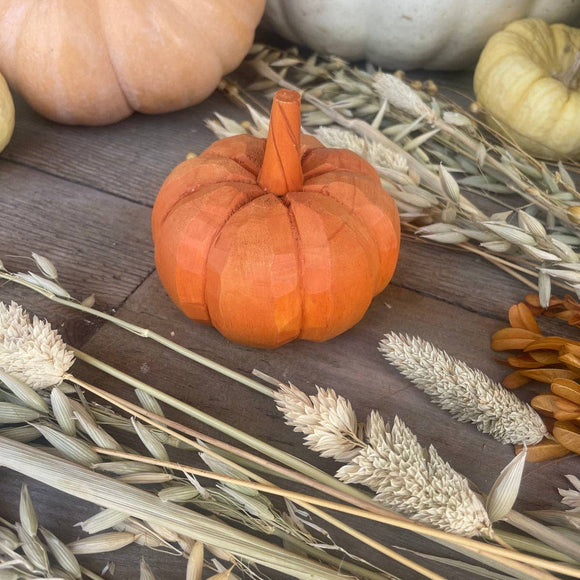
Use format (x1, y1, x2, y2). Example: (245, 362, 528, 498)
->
(393, 236, 529, 321)
(0, 160, 154, 345)
(1, 92, 243, 206)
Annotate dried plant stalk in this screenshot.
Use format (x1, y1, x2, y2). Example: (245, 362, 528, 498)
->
(0, 437, 355, 580)
(379, 333, 548, 445)
(216, 46, 580, 302)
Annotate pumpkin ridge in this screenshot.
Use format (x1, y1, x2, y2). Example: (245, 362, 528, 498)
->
(204, 193, 302, 346)
(158, 179, 262, 231)
(284, 199, 305, 339)
(289, 192, 379, 342)
(305, 185, 384, 294)
(303, 166, 399, 294)
(94, 2, 132, 113)
(202, 151, 263, 178)
(155, 184, 261, 324)
(202, 192, 281, 329)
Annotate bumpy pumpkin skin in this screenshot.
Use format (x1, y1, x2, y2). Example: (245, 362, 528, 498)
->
(474, 19, 580, 160)
(152, 126, 400, 349)
(0, 0, 266, 125)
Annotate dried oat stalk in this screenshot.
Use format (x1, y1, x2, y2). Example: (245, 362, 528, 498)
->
(217, 44, 580, 301)
(0, 301, 386, 580)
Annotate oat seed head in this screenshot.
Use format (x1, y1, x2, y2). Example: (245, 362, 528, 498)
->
(314, 126, 408, 174)
(0, 301, 74, 389)
(379, 333, 548, 445)
(372, 73, 435, 121)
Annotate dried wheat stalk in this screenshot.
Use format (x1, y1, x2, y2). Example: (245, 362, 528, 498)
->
(213, 45, 580, 304)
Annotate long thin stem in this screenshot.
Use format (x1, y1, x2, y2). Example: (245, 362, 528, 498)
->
(0, 271, 275, 399)
(68, 370, 402, 518)
(98, 446, 446, 580)
(0, 438, 355, 580)
(68, 376, 438, 580)
(277, 534, 399, 580)
(91, 449, 580, 578)
(506, 510, 580, 565)
(66, 373, 572, 578)
(66, 353, 383, 508)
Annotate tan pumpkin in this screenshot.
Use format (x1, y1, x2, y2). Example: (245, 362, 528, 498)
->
(0, 1, 265, 125)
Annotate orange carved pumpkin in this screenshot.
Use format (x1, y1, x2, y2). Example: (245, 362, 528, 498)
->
(152, 90, 400, 348)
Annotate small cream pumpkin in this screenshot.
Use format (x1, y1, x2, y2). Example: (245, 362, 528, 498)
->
(474, 18, 580, 160)
(0, 72, 14, 152)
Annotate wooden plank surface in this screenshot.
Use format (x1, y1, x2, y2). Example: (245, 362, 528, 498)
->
(0, 62, 578, 580)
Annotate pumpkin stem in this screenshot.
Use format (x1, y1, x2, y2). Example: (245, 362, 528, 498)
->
(555, 49, 580, 89)
(258, 89, 303, 195)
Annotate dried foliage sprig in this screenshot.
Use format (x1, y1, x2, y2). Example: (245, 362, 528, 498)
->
(379, 332, 548, 445)
(0, 301, 420, 580)
(274, 382, 492, 537)
(0, 440, 349, 580)
(491, 296, 580, 459)
(216, 45, 580, 303)
(0, 485, 103, 580)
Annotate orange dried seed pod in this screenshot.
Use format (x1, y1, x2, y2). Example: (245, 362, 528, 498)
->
(528, 350, 560, 365)
(520, 368, 580, 384)
(525, 336, 580, 351)
(491, 327, 542, 351)
(561, 343, 580, 357)
(502, 371, 530, 389)
(492, 328, 543, 340)
(505, 354, 544, 369)
(515, 439, 570, 462)
(508, 302, 540, 333)
(552, 421, 580, 455)
(531, 394, 569, 417)
(559, 352, 580, 369)
(551, 378, 580, 405)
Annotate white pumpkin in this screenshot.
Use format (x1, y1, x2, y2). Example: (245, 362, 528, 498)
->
(263, 0, 580, 70)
